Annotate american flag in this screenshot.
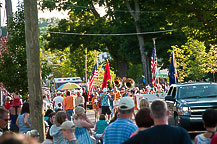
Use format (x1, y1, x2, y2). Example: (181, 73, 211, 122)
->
(151, 42, 157, 86)
(87, 64, 98, 92)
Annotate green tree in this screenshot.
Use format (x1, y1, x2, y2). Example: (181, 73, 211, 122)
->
(0, 3, 28, 98)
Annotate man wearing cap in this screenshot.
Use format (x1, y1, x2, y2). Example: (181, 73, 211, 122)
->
(63, 91, 74, 121)
(53, 91, 64, 112)
(59, 121, 77, 144)
(124, 100, 192, 144)
(104, 97, 138, 144)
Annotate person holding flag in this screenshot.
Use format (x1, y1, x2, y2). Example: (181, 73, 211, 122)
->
(151, 38, 158, 87)
(169, 49, 178, 85)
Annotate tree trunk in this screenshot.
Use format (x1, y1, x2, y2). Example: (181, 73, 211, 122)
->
(24, 0, 45, 142)
(5, 0, 12, 22)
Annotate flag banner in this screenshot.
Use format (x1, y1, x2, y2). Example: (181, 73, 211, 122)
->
(87, 64, 98, 92)
(102, 61, 111, 89)
(169, 52, 178, 85)
(151, 43, 157, 86)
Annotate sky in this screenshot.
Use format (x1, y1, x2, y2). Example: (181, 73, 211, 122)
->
(0, 0, 106, 26)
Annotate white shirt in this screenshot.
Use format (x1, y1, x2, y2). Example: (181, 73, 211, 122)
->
(53, 96, 64, 109)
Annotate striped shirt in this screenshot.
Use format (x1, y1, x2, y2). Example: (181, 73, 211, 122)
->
(104, 118, 138, 144)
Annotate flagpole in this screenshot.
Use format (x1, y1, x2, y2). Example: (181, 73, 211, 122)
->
(152, 38, 158, 85)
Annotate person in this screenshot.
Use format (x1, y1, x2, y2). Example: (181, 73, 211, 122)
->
(82, 88, 88, 110)
(92, 92, 99, 121)
(94, 114, 108, 143)
(42, 128, 53, 144)
(50, 111, 67, 144)
(130, 108, 154, 137)
(53, 91, 64, 112)
(139, 99, 149, 109)
(4, 96, 11, 110)
(43, 95, 48, 112)
(9, 96, 22, 132)
(75, 92, 85, 107)
(124, 99, 192, 144)
(44, 109, 54, 121)
(26, 129, 40, 142)
(73, 106, 94, 144)
(104, 97, 138, 144)
(47, 112, 56, 128)
(63, 91, 74, 121)
(194, 109, 217, 144)
(16, 102, 31, 133)
(110, 87, 121, 117)
(59, 120, 77, 144)
(0, 107, 10, 133)
(99, 88, 113, 120)
(210, 134, 217, 144)
(109, 111, 119, 124)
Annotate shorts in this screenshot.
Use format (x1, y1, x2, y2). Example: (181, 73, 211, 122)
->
(102, 106, 111, 115)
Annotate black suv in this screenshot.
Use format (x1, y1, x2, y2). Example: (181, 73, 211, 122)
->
(165, 83, 217, 130)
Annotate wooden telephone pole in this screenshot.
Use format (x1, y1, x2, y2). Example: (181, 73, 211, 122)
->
(24, 0, 45, 141)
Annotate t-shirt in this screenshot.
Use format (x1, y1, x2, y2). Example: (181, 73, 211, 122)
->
(96, 120, 108, 134)
(63, 96, 74, 110)
(100, 93, 110, 107)
(123, 125, 192, 144)
(195, 133, 211, 144)
(53, 96, 64, 109)
(104, 118, 138, 144)
(210, 133, 217, 144)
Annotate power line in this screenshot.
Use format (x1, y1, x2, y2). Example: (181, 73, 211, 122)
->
(50, 29, 176, 36)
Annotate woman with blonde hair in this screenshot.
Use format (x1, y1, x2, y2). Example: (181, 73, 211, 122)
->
(74, 106, 94, 144)
(49, 111, 67, 144)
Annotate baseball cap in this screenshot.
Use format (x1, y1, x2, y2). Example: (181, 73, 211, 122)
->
(59, 121, 75, 131)
(118, 97, 135, 110)
(57, 91, 61, 94)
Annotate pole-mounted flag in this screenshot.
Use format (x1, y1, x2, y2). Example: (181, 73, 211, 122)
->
(102, 60, 111, 89)
(87, 64, 98, 92)
(151, 38, 157, 86)
(169, 50, 178, 85)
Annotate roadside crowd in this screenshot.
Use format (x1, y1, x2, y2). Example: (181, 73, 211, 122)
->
(0, 85, 217, 144)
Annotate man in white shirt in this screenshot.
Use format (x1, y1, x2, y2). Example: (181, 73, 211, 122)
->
(75, 92, 85, 107)
(53, 91, 64, 111)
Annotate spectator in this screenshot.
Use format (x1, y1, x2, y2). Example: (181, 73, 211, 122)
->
(42, 128, 53, 144)
(104, 97, 138, 144)
(210, 134, 217, 144)
(109, 111, 119, 124)
(139, 99, 149, 109)
(16, 103, 31, 133)
(26, 129, 40, 142)
(75, 92, 84, 107)
(47, 112, 56, 128)
(63, 91, 74, 121)
(53, 91, 64, 112)
(94, 114, 108, 143)
(44, 109, 53, 121)
(124, 99, 192, 144)
(59, 121, 77, 144)
(99, 88, 113, 120)
(49, 111, 67, 144)
(43, 96, 48, 112)
(0, 107, 9, 133)
(130, 108, 154, 137)
(195, 109, 217, 144)
(4, 96, 11, 110)
(82, 88, 88, 110)
(74, 106, 94, 144)
(9, 96, 22, 132)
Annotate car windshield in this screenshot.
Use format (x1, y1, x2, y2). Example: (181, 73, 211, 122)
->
(178, 84, 217, 99)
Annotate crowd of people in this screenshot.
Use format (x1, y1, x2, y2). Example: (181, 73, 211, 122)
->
(0, 84, 217, 144)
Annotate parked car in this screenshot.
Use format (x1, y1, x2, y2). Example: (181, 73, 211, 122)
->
(165, 82, 217, 130)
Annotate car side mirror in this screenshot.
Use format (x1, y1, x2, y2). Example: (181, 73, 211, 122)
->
(165, 96, 175, 101)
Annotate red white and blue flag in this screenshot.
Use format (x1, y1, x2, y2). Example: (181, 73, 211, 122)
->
(151, 42, 157, 86)
(87, 64, 98, 92)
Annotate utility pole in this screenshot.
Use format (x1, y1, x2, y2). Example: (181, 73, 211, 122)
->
(24, 0, 45, 142)
(5, 0, 12, 23)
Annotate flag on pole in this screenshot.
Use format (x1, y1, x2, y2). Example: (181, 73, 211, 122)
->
(87, 64, 98, 92)
(151, 41, 157, 86)
(169, 51, 178, 85)
(102, 61, 111, 89)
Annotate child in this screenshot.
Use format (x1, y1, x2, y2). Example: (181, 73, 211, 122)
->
(195, 109, 217, 144)
(94, 114, 108, 143)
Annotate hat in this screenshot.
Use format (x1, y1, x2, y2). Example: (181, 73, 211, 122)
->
(74, 106, 85, 116)
(118, 97, 135, 110)
(26, 129, 40, 137)
(57, 91, 61, 94)
(12, 96, 21, 107)
(59, 121, 75, 131)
